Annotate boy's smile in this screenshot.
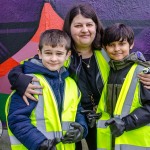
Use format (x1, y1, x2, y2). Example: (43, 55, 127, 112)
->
(105, 39, 134, 61)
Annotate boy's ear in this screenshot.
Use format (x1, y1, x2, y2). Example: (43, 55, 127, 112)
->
(38, 49, 42, 59)
(66, 50, 71, 60)
(130, 42, 134, 50)
(102, 45, 107, 51)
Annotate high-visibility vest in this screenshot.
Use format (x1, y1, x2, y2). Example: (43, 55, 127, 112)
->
(64, 49, 110, 85)
(97, 63, 150, 150)
(94, 49, 110, 85)
(6, 74, 81, 150)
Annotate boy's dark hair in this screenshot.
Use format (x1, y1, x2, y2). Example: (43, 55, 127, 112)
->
(39, 29, 71, 52)
(103, 23, 134, 47)
(63, 4, 104, 51)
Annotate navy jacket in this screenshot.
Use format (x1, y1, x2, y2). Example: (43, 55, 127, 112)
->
(8, 59, 88, 150)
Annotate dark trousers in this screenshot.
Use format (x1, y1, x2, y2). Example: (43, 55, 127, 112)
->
(76, 126, 96, 150)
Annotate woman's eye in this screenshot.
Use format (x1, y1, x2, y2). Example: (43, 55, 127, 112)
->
(87, 24, 93, 27)
(75, 25, 82, 28)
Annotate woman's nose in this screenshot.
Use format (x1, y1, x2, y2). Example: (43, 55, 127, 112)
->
(81, 25, 88, 32)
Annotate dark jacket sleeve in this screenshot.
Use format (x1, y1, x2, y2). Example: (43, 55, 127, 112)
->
(123, 83, 150, 131)
(8, 93, 47, 150)
(75, 103, 88, 138)
(8, 65, 33, 96)
(7, 54, 40, 96)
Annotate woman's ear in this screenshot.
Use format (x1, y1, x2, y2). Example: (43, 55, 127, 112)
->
(66, 50, 71, 60)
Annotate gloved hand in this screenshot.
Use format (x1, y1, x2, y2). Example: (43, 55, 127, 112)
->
(105, 117, 126, 137)
(39, 138, 61, 150)
(81, 110, 102, 128)
(61, 122, 84, 143)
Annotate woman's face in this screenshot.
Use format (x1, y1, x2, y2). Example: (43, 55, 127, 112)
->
(70, 14, 96, 49)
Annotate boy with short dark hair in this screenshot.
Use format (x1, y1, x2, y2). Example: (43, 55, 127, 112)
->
(97, 23, 150, 150)
(6, 29, 88, 150)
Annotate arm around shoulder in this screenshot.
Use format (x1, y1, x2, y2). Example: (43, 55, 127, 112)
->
(8, 64, 33, 96)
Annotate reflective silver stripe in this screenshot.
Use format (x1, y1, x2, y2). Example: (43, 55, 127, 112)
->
(97, 148, 107, 150)
(62, 121, 72, 131)
(9, 131, 63, 145)
(115, 144, 150, 150)
(34, 131, 62, 139)
(97, 120, 107, 128)
(10, 135, 21, 145)
(101, 48, 110, 62)
(121, 65, 144, 118)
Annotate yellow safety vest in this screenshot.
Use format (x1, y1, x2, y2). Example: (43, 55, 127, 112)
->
(6, 74, 81, 150)
(64, 49, 110, 85)
(97, 63, 150, 150)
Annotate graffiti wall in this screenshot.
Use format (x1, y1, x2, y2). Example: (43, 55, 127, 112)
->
(0, 0, 150, 123)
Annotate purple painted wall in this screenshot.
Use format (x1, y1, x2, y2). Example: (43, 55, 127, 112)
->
(0, 0, 150, 123)
(51, 0, 150, 59)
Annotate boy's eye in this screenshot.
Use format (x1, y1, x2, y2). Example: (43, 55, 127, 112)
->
(108, 43, 113, 47)
(45, 52, 52, 55)
(119, 42, 126, 46)
(57, 53, 63, 56)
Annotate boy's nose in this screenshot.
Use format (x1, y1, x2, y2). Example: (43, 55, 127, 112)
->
(114, 45, 120, 51)
(51, 55, 57, 61)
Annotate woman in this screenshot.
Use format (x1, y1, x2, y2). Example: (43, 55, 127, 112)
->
(8, 4, 150, 150)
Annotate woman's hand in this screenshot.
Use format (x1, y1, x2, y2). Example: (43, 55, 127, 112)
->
(23, 77, 43, 105)
(138, 73, 150, 89)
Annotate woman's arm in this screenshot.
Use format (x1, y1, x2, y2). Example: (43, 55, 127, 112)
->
(8, 65, 33, 95)
(138, 73, 150, 89)
(8, 57, 43, 105)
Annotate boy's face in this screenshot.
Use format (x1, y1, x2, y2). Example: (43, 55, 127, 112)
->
(38, 44, 71, 71)
(105, 39, 134, 61)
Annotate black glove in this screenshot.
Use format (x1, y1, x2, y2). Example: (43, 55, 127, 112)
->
(39, 138, 61, 150)
(105, 117, 125, 137)
(61, 122, 84, 143)
(81, 110, 102, 128)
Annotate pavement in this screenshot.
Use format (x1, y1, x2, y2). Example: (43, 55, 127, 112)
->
(0, 129, 11, 150)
